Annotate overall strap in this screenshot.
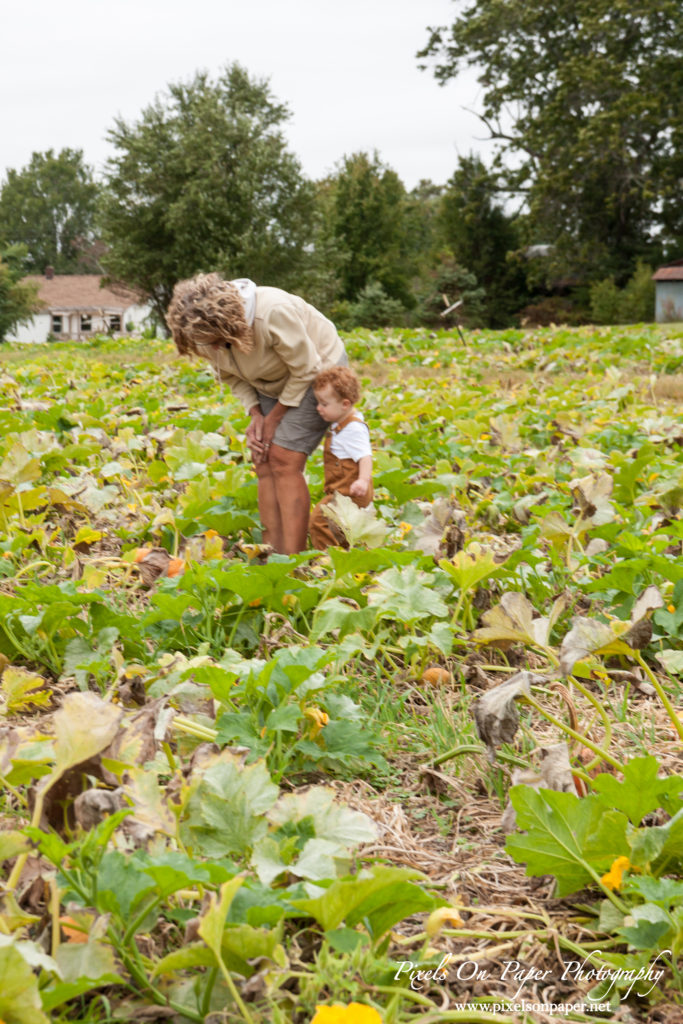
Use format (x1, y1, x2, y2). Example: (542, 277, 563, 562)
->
(331, 412, 364, 434)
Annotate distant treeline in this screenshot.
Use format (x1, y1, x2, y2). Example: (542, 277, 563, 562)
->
(3, 0, 682, 334)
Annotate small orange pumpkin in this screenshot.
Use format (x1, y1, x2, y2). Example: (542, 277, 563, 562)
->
(421, 666, 452, 686)
(60, 915, 88, 943)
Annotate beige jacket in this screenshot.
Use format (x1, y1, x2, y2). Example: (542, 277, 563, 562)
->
(208, 287, 344, 411)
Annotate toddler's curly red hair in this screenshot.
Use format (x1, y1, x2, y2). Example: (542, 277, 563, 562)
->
(314, 366, 361, 404)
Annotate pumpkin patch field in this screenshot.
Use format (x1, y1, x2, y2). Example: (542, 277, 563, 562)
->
(1, 323, 683, 1024)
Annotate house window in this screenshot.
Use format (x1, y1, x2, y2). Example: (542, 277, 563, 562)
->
(81, 314, 92, 332)
(52, 315, 62, 333)
(109, 315, 121, 333)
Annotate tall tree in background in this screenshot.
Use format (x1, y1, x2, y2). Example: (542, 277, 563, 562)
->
(0, 245, 40, 343)
(404, 179, 444, 279)
(438, 155, 528, 325)
(98, 64, 315, 324)
(420, 0, 683, 283)
(329, 152, 413, 306)
(0, 149, 100, 274)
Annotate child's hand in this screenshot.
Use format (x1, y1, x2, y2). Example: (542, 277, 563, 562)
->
(349, 478, 369, 497)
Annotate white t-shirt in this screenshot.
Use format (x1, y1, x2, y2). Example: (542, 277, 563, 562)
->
(329, 410, 371, 461)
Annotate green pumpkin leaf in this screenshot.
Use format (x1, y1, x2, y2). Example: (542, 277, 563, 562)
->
(624, 875, 683, 907)
(290, 865, 434, 934)
(0, 935, 53, 1024)
(616, 903, 672, 950)
(439, 541, 503, 591)
(1, 667, 50, 714)
(197, 876, 245, 959)
(505, 788, 629, 896)
(593, 756, 683, 824)
(0, 830, 31, 862)
(54, 937, 121, 985)
(183, 759, 278, 857)
(368, 565, 448, 622)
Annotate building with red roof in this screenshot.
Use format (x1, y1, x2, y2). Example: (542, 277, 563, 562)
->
(653, 260, 683, 322)
(8, 269, 152, 342)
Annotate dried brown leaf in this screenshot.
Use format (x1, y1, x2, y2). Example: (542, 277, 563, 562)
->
(570, 471, 615, 525)
(630, 585, 664, 625)
(512, 493, 545, 524)
(585, 538, 609, 557)
(624, 619, 653, 650)
(134, 547, 172, 586)
(121, 765, 176, 838)
(73, 788, 124, 830)
(104, 700, 165, 771)
(474, 592, 567, 652)
(561, 587, 663, 673)
(412, 498, 466, 559)
(559, 617, 630, 676)
(501, 743, 577, 832)
(473, 671, 545, 761)
(538, 742, 576, 792)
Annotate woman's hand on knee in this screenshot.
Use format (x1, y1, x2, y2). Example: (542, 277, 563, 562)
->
(246, 408, 266, 462)
(257, 402, 288, 462)
(260, 415, 278, 460)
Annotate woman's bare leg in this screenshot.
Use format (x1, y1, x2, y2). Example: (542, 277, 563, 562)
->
(254, 459, 284, 551)
(268, 445, 310, 554)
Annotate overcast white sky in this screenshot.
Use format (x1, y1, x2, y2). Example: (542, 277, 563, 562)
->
(2, 0, 492, 191)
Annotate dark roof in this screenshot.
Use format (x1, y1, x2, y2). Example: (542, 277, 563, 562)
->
(22, 275, 144, 312)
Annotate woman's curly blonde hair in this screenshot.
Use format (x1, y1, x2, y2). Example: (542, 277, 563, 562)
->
(166, 273, 253, 356)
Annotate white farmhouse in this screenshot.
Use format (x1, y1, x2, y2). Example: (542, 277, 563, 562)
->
(8, 269, 151, 343)
(653, 260, 683, 322)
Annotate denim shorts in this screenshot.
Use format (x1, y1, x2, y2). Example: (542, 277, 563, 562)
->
(256, 348, 348, 455)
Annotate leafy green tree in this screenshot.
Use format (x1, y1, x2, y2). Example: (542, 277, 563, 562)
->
(294, 179, 348, 316)
(0, 245, 40, 342)
(420, 0, 683, 283)
(590, 261, 655, 324)
(337, 281, 408, 330)
(438, 155, 528, 325)
(98, 64, 316, 324)
(417, 256, 486, 328)
(328, 152, 414, 306)
(0, 149, 100, 274)
(404, 179, 444, 276)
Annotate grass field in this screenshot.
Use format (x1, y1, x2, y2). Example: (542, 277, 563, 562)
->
(1, 322, 683, 1024)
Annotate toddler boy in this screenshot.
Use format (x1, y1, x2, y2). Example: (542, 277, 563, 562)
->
(309, 366, 373, 548)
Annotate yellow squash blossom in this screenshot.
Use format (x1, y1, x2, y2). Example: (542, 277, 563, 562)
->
(304, 706, 329, 739)
(203, 529, 223, 559)
(311, 1003, 382, 1024)
(601, 855, 631, 891)
(426, 905, 464, 937)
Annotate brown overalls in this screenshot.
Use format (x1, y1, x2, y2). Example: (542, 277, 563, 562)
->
(309, 412, 373, 549)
